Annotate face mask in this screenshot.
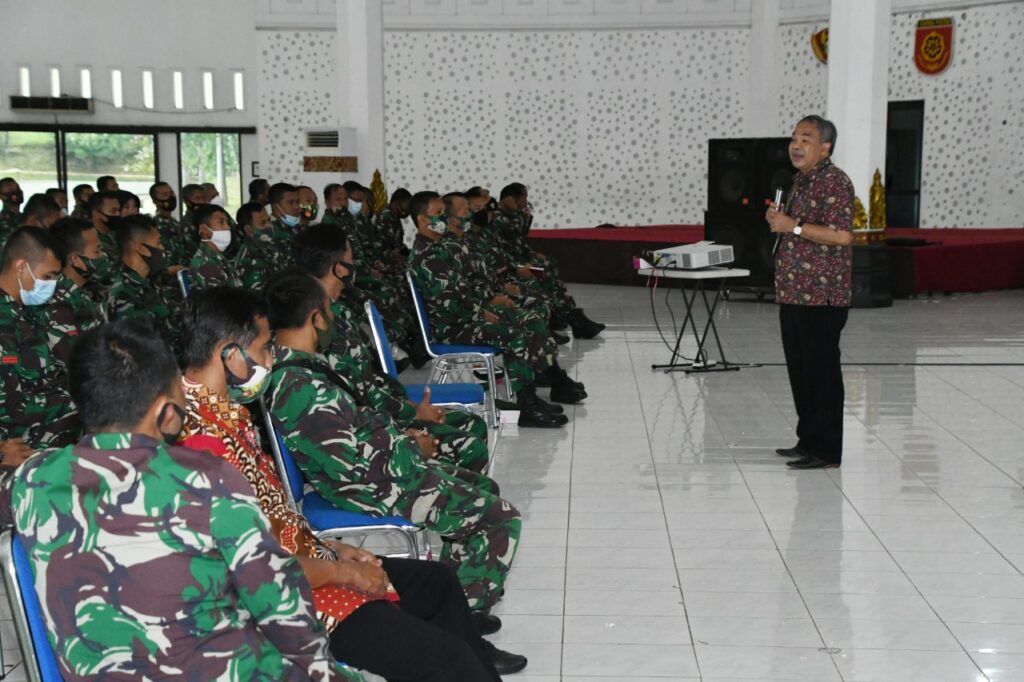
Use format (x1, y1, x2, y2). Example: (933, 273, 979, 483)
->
(204, 229, 232, 251)
(280, 213, 301, 228)
(347, 199, 363, 216)
(471, 209, 489, 228)
(314, 313, 333, 353)
(6, 191, 24, 206)
(300, 203, 319, 222)
(71, 253, 104, 281)
(222, 345, 271, 403)
(19, 266, 58, 306)
(158, 402, 186, 444)
(157, 196, 177, 212)
(140, 244, 167, 274)
(209, 195, 224, 207)
(429, 215, 447, 235)
(332, 259, 356, 289)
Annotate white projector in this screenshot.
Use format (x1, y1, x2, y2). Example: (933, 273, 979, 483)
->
(651, 241, 734, 269)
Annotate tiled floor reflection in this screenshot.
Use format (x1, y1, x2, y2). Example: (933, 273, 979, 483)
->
(487, 284, 1024, 681)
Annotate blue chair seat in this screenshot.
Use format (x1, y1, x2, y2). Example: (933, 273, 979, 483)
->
(301, 493, 416, 532)
(405, 382, 485, 406)
(431, 343, 500, 356)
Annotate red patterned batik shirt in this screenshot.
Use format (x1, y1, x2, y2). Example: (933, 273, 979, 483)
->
(774, 159, 854, 307)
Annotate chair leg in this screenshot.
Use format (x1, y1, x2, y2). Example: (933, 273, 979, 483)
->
(485, 356, 500, 428)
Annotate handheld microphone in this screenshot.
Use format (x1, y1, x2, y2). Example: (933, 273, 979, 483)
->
(771, 188, 784, 255)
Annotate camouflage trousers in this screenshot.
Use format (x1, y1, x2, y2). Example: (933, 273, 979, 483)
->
(356, 274, 420, 353)
(396, 461, 520, 611)
(408, 408, 489, 473)
(525, 258, 576, 322)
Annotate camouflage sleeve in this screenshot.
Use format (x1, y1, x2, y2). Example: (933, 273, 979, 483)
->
(189, 257, 232, 290)
(42, 299, 80, 369)
(410, 246, 481, 326)
(0, 471, 13, 528)
(208, 458, 341, 680)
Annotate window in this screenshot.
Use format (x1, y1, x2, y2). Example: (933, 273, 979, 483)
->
(233, 72, 245, 111)
(19, 67, 31, 97)
(179, 132, 242, 216)
(0, 131, 59, 198)
(173, 71, 184, 109)
(80, 68, 92, 99)
(142, 70, 155, 109)
(111, 69, 123, 108)
(65, 132, 157, 212)
(202, 71, 214, 110)
(49, 68, 61, 97)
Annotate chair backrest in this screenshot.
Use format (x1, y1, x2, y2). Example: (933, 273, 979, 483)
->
(256, 398, 304, 511)
(0, 531, 64, 681)
(406, 272, 434, 349)
(177, 268, 193, 300)
(364, 300, 400, 378)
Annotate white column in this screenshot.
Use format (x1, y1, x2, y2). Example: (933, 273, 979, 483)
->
(746, 0, 781, 137)
(826, 0, 891, 202)
(337, 0, 386, 181)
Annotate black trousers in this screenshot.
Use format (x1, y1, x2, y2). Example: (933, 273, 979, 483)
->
(779, 304, 849, 464)
(329, 558, 500, 682)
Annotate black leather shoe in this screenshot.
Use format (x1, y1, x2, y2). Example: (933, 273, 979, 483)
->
(549, 382, 587, 404)
(482, 640, 528, 675)
(569, 308, 605, 339)
(534, 397, 564, 414)
(517, 405, 568, 428)
(471, 611, 502, 635)
(552, 331, 571, 345)
(786, 455, 840, 470)
(775, 446, 806, 458)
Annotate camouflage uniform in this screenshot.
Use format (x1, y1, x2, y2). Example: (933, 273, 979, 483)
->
(374, 208, 409, 255)
(410, 234, 554, 394)
(0, 209, 22, 244)
(106, 265, 184, 354)
(0, 432, 352, 681)
(235, 231, 283, 290)
(154, 212, 190, 266)
(269, 217, 301, 269)
(189, 242, 241, 289)
(320, 209, 352, 232)
(0, 290, 81, 451)
(179, 211, 200, 256)
(327, 295, 489, 473)
(267, 344, 520, 611)
(70, 205, 90, 221)
(42, 277, 106, 369)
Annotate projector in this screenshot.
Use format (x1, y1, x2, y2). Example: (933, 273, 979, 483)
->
(650, 241, 734, 269)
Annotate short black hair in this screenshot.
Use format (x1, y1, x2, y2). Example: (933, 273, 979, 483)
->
(23, 193, 61, 220)
(96, 175, 116, 191)
(68, 320, 180, 432)
(181, 184, 205, 202)
(0, 177, 16, 189)
(341, 181, 364, 195)
(500, 183, 527, 201)
(149, 182, 172, 200)
(45, 187, 66, 199)
(390, 188, 412, 204)
(408, 190, 440, 222)
(115, 215, 158, 257)
(264, 270, 327, 331)
(0, 226, 66, 271)
(182, 286, 268, 370)
(236, 202, 265, 228)
(465, 187, 486, 200)
(442, 192, 467, 215)
(72, 184, 93, 200)
(51, 217, 96, 256)
(116, 190, 140, 209)
(799, 115, 838, 156)
(269, 182, 297, 206)
(192, 203, 228, 229)
(88, 190, 120, 211)
(294, 223, 349, 278)
(323, 183, 344, 203)
(248, 178, 269, 199)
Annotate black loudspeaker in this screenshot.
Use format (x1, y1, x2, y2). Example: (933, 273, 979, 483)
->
(704, 209, 776, 289)
(708, 138, 794, 212)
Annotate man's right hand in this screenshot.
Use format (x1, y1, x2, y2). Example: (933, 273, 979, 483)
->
(405, 428, 439, 459)
(0, 439, 34, 468)
(334, 560, 392, 594)
(489, 294, 514, 308)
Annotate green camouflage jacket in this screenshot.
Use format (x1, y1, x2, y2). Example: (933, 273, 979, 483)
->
(234, 231, 282, 290)
(266, 344, 427, 513)
(0, 290, 80, 450)
(189, 242, 241, 289)
(0, 432, 349, 681)
(409, 234, 485, 335)
(268, 217, 300, 270)
(43, 276, 105, 368)
(373, 208, 408, 253)
(154, 212, 190, 266)
(106, 265, 182, 353)
(95, 227, 120, 265)
(0, 209, 22, 243)
(465, 226, 516, 273)
(180, 211, 200, 256)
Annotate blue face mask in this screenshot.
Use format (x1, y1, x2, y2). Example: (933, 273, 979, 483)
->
(20, 266, 58, 306)
(280, 213, 301, 228)
(347, 199, 363, 216)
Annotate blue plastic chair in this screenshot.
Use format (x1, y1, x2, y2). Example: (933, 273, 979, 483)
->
(177, 268, 193, 300)
(256, 399, 423, 558)
(406, 272, 510, 427)
(0, 531, 64, 681)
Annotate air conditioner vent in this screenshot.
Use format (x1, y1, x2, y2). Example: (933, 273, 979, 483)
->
(305, 130, 340, 148)
(10, 96, 93, 113)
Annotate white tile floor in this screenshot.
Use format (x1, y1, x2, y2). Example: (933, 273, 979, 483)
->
(3, 283, 1024, 681)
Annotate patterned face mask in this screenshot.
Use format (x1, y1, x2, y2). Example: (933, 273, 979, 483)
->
(300, 203, 319, 222)
(430, 215, 447, 235)
(222, 345, 271, 404)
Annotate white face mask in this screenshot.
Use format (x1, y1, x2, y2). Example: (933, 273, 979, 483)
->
(209, 195, 224, 207)
(20, 266, 58, 306)
(204, 229, 233, 251)
(347, 198, 363, 216)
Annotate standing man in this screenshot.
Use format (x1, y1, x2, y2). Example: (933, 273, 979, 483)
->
(766, 115, 854, 470)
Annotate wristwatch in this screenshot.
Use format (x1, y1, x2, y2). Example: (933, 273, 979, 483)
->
(793, 220, 804, 236)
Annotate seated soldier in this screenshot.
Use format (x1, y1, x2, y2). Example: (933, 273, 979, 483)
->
(0, 177, 24, 242)
(20, 193, 62, 229)
(180, 287, 523, 679)
(179, 183, 208, 254)
(320, 183, 349, 228)
(268, 182, 303, 267)
(293, 224, 490, 474)
(235, 201, 280, 289)
(70, 183, 93, 220)
(264, 271, 521, 619)
(249, 177, 270, 206)
(96, 174, 119, 191)
(45, 186, 68, 215)
(189, 203, 240, 289)
(297, 185, 320, 227)
(47, 217, 109, 365)
(117, 190, 142, 216)
(106, 215, 184, 354)
(151, 181, 190, 266)
(0, 226, 81, 470)
(0, 320, 351, 680)
(374, 187, 413, 257)
(87, 189, 122, 266)
(408, 192, 581, 428)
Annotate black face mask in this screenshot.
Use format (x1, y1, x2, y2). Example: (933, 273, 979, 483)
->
(157, 196, 177, 212)
(5, 191, 23, 206)
(140, 243, 167, 274)
(332, 259, 356, 289)
(158, 402, 186, 444)
(471, 209, 489, 228)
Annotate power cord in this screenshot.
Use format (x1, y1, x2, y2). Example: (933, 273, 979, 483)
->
(646, 255, 694, 361)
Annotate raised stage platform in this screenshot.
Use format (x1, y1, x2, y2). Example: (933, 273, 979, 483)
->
(527, 225, 1024, 297)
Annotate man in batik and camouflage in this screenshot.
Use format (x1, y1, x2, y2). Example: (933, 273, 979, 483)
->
(150, 182, 190, 266)
(294, 224, 490, 473)
(234, 202, 281, 289)
(264, 271, 520, 613)
(0, 177, 24, 243)
(46, 218, 108, 367)
(0, 227, 82, 469)
(0, 320, 351, 681)
(188, 204, 240, 289)
(107, 215, 184, 355)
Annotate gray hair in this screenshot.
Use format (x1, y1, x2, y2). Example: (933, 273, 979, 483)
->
(799, 115, 838, 156)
